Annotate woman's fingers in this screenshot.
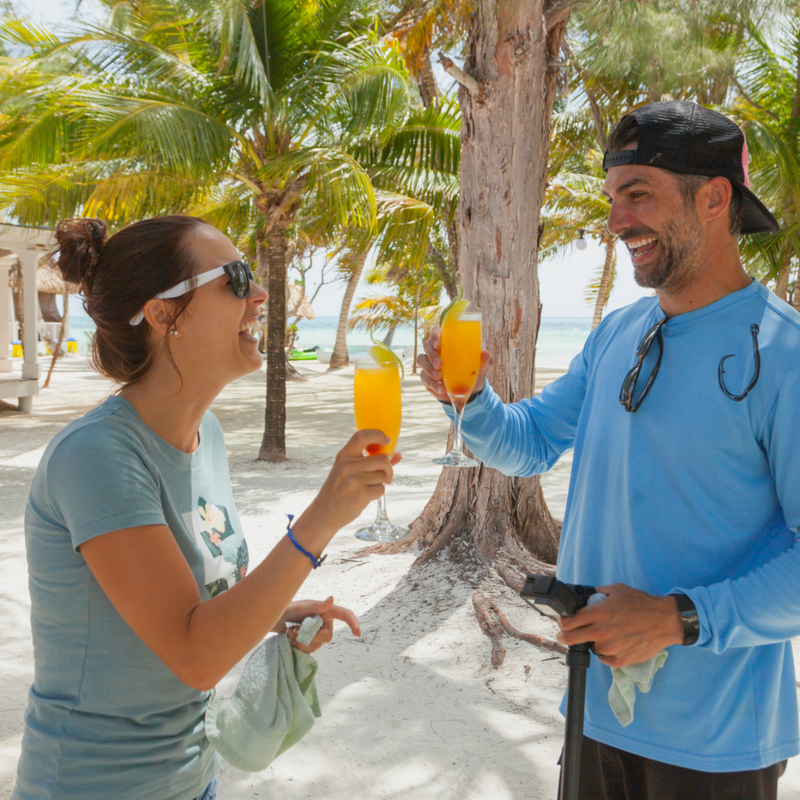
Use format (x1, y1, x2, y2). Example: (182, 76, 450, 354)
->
(343, 429, 391, 458)
(285, 599, 361, 652)
(321, 603, 361, 637)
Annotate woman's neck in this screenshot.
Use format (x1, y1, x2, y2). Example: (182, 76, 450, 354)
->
(119, 365, 223, 453)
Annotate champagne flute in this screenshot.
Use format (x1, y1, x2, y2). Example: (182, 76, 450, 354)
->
(353, 358, 410, 541)
(433, 311, 482, 468)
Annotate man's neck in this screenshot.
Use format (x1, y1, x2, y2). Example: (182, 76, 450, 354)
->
(658, 239, 750, 318)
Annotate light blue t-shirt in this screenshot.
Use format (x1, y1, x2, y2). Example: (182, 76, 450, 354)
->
(449, 280, 800, 772)
(14, 396, 249, 800)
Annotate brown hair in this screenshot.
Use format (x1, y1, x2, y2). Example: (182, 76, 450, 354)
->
(607, 114, 744, 235)
(54, 215, 208, 385)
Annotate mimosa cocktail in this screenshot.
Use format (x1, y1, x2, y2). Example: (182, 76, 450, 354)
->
(440, 313, 482, 411)
(354, 362, 401, 456)
(353, 358, 410, 541)
(433, 310, 482, 468)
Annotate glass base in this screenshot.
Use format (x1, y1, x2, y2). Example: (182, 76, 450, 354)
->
(432, 450, 481, 468)
(354, 520, 411, 542)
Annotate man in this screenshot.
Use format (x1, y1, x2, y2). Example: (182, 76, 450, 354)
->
(418, 100, 800, 799)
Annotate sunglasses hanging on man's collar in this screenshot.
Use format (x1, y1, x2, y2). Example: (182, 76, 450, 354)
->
(619, 317, 667, 412)
(620, 318, 762, 412)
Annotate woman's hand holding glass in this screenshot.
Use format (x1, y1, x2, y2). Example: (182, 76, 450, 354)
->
(299, 429, 402, 538)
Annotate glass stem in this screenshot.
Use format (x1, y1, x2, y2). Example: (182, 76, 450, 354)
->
(453, 407, 465, 454)
(375, 492, 389, 524)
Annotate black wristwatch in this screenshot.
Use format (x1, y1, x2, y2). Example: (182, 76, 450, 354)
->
(670, 593, 699, 646)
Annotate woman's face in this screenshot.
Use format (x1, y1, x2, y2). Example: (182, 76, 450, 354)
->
(172, 225, 268, 386)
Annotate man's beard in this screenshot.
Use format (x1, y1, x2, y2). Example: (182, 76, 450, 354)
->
(629, 205, 703, 292)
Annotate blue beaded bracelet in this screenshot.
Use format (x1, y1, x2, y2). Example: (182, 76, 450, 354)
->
(286, 514, 326, 569)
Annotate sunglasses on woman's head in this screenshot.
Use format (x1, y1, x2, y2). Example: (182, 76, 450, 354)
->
(129, 260, 255, 326)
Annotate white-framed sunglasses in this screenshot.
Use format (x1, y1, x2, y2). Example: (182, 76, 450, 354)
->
(129, 260, 254, 325)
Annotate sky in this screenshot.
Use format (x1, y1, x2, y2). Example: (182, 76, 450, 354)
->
(25, 0, 650, 319)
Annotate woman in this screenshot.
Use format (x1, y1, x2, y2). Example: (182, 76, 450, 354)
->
(12, 216, 397, 800)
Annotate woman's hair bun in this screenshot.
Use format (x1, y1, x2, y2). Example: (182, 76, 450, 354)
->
(53, 218, 108, 290)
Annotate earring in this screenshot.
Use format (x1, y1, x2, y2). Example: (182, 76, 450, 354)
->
(169, 330, 180, 337)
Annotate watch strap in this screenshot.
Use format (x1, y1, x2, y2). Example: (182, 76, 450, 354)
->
(670, 593, 699, 646)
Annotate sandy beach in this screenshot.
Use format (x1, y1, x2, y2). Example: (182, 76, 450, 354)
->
(2, 356, 800, 799)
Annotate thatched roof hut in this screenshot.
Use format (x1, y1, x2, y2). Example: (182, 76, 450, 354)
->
(8, 255, 80, 324)
(287, 283, 315, 320)
(8, 256, 79, 295)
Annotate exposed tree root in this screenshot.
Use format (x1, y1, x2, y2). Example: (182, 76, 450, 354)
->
(473, 592, 508, 667)
(486, 595, 566, 655)
(473, 590, 565, 668)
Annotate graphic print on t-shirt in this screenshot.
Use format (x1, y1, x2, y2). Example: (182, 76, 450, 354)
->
(186, 497, 249, 597)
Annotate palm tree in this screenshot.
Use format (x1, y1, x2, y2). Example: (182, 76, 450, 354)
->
(347, 253, 442, 371)
(539, 0, 772, 326)
(716, 7, 800, 306)
(0, 0, 410, 461)
(542, 109, 616, 328)
(328, 95, 460, 368)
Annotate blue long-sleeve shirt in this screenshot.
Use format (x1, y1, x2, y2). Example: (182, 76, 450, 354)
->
(447, 280, 800, 771)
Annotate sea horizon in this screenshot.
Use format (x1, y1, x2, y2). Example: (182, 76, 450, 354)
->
(65, 307, 593, 369)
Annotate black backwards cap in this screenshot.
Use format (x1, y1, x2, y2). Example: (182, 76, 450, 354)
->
(602, 100, 779, 235)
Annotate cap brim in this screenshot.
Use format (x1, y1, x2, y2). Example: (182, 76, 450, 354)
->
(732, 180, 780, 235)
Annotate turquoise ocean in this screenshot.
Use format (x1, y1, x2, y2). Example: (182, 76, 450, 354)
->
(66, 303, 591, 369)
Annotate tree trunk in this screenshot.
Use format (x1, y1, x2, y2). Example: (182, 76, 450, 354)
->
(791, 261, 800, 312)
(428, 239, 459, 300)
(256, 234, 269, 353)
(776, 246, 792, 301)
(591, 236, 616, 330)
(330, 248, 369, 370)
(378, 0, 569, 584)
(258, 220, 289, 461)
(43, 292, 68, 389)
(412, 274, 421, 374)
(383, 324, 398, 347)
(417, 48, 442, 109)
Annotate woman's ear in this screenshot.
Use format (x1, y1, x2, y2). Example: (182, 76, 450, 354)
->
(141, 300, 176, 337)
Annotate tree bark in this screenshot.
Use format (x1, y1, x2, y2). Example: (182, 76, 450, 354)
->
(378, 0, 569, 580)
(417, 48, 442, 109)
(428, 239, 459, 300)
(591, 236, 616, 330)
(43, 292, 68, 389)
(258, 220, 289, 461)
(330, 248, 369, 370)
(776, 246, 792, 301)
(412, 273, 421, 374)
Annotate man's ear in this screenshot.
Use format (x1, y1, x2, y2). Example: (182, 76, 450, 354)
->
(700, 176, 733, 225)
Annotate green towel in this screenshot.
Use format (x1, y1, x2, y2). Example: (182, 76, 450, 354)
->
(584, 593, 669, 728)
(608, 650, 668, 727)
(205, 615, 323, 771)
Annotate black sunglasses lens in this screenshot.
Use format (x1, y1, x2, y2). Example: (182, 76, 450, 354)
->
(227, 261, 251, 298)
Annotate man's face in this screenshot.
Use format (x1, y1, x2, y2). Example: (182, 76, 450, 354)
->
(603, 150, 704, 293)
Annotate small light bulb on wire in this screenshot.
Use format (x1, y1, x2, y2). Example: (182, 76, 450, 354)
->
(576, 230, 588, 251)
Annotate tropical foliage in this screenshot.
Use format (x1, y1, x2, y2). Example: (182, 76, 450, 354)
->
(0, 0, 412, 460)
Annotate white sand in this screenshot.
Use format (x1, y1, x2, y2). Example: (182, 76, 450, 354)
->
(2, 357, 800, 799)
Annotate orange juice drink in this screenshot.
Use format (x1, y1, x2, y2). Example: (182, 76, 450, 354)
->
(354, 361, 402, 455)
(440, 313, 482, 410)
